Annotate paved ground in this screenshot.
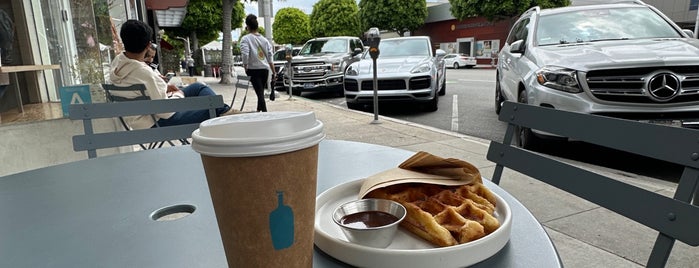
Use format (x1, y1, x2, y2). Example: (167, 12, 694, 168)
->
(190, 73, 695, 268)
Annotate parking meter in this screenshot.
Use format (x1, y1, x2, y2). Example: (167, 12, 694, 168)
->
(285, 44, 294, 99)
(366, 27, 381, 123)
(366, 27, 380, 60)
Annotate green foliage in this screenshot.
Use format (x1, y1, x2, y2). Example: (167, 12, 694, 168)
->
(273, 8, 312, 45)
(358, 0, 427, 36)
(177, 0, 222, 44)
(310, 0, 362, 37)
(449, 0, 571, 21)
(232, 1, 247, 30)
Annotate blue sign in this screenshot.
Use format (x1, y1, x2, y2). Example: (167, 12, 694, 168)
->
(59, 85, 91, 117)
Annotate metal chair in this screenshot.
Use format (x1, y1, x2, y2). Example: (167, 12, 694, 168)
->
(102, 83, 182, 149)
(70, 95, 225, 158)
(231, 75, 250, 112)
(487, 101, 699, 267)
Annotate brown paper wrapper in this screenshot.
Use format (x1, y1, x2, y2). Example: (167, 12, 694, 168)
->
(201, 145, 318, 268)
(358, 151, 481, 198)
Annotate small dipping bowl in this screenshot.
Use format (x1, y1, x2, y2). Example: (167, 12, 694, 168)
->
(332, 198, 407, 248)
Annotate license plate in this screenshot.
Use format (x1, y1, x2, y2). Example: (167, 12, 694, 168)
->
(303, 83, 314, 89)
(643, 119, 682, 128)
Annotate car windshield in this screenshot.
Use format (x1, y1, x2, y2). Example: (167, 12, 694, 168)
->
(299, 39, 348, 55)
(536, 7, 681, 46)
(273, 49, 300, 61)
(364, 39, 430, 59)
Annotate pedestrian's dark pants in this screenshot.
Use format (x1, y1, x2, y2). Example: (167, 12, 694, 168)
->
(246, 68, 269, 112)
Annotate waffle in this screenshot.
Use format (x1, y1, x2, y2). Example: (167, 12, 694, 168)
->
(364, 182, 499, 247)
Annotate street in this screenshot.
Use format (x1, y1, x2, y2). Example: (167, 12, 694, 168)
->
(300, 68, 683, 182)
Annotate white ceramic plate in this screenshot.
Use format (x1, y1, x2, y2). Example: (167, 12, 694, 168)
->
(314, 179, 512, 268)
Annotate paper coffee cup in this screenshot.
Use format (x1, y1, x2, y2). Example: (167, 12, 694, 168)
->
(192, 111, 324, 267)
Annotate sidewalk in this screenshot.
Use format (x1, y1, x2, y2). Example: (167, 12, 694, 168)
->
(199, 74, 694, 268)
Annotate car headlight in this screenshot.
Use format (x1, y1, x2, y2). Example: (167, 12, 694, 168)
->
(331, 61, 342, 73)
(536, 66, 582, 93)
(345, 66, 358, 76)
(411, 63, 431, 74)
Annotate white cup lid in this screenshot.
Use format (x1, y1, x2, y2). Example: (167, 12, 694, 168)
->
(191, 111, 325, 157)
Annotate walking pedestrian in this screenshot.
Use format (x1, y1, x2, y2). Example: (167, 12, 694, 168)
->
(240, 14, 275, 112)
(186, 57, 195, 77)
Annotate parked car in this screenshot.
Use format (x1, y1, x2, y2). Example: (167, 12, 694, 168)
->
(497, 1, 699, 148)
(344, 36, 446, 112)
(443, 53, 476, 69)
(272, 47, 301, 90)
(286, 36, 364, 95)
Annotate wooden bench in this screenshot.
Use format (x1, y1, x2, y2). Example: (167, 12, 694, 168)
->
(487, 101, 699, 267)
(69, 95, 224, 158)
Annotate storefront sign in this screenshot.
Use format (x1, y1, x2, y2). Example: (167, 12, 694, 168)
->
(59, 85, 91, 117)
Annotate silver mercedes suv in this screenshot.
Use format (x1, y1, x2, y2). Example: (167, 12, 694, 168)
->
(496, 1, 699, 148)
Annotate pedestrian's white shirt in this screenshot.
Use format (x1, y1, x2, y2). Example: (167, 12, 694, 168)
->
(240, 33, 273, 70)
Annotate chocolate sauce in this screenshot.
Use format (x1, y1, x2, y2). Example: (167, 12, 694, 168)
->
(341, 211, 399, 228)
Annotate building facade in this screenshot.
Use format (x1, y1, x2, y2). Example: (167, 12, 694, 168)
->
(0, 0, 184, 113)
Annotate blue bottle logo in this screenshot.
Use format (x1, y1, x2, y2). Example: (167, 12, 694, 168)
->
(269, 191, 294, 250)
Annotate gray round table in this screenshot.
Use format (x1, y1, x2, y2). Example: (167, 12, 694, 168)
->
(0, 140, 561, 267)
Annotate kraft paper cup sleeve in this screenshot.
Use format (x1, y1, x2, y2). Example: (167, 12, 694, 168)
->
(358, 151, 482, 198)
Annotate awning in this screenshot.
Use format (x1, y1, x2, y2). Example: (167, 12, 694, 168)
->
(146, 0, 189, 28)
(201, 40, 222, 51)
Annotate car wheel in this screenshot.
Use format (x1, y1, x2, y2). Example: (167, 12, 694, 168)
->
(425, 93, 439, 112)
(438, 79, 446, 96)
(453, 62, 460, 69)
(515, 90, 541, 149)
(336, 85, 345, 97)
(495, 76, 504, 115)
(292, 88, 302, 96)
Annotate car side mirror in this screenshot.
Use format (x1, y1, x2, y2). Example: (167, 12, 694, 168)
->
(683, 29, 695, 38)
(353, 48, 362, 56)
(435, 49, 447, 58)
(510, 40, 526, 54)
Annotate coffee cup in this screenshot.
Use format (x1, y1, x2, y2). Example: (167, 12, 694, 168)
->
(191, 111, 324, 267)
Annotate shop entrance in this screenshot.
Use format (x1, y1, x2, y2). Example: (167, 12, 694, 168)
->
(456, 37, 475, 57)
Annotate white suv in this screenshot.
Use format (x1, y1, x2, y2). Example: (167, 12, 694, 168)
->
(496, 1, 699, 148)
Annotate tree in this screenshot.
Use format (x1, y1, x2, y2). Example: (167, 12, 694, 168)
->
(273, 8, 311, 45)
(310, 0, 362, 37)
(358, 0, 427, 36)
(168, 0, 224, 51)
(220, 0, 246, 84)
(449, 0, 570, 21)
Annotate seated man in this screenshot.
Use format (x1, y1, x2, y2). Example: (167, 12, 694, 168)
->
(109, 20, 235, 130)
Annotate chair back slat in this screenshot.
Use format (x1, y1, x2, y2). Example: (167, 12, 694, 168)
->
(488, 101, 699, 267)
(69, 96, 223, 119)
